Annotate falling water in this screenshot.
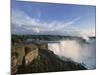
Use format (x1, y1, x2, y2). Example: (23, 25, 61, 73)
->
(48, 38, 96, 69)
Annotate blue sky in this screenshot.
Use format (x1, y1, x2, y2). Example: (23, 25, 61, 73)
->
(11, 0, 96, 36)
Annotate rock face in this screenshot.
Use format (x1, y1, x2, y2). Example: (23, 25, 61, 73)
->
(11, 53, 18, 75)
(12, 45, 25, 66)
(23, 45, 38, 66)
(11, 45, 25, 74)
(16, 49, 87, 74)
(11, 44, 38, 74)
(12, 44, 87, 74)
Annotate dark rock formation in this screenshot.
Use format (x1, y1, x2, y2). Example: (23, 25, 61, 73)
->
(16, 49, 87, 74)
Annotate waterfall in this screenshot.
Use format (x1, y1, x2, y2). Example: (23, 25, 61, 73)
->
(60, 40, 80, 60)
(48, 40, 80, 60)
(48, 43, 61, 55)
(47, 39, 96, 69)
(81, 35, 90, 42)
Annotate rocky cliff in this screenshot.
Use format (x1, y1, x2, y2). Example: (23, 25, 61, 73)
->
(16, 48, 87, 74)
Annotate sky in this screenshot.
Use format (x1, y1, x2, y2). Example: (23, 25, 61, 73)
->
(11, 0, 96, 37)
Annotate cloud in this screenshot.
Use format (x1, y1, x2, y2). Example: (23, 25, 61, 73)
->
(12, 9, 39, 27)
(11, 9, 80, 35)
(51, 17, 81, 31)
(11, 9, 43, 34)
(79, 29, 95, 37)
(11, 9, 95, 37)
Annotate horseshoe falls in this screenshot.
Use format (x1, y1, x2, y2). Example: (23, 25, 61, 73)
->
(48, 38, 96, 69)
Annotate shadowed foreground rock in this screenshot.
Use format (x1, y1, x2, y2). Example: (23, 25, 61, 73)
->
(16, 49, 87, 74)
